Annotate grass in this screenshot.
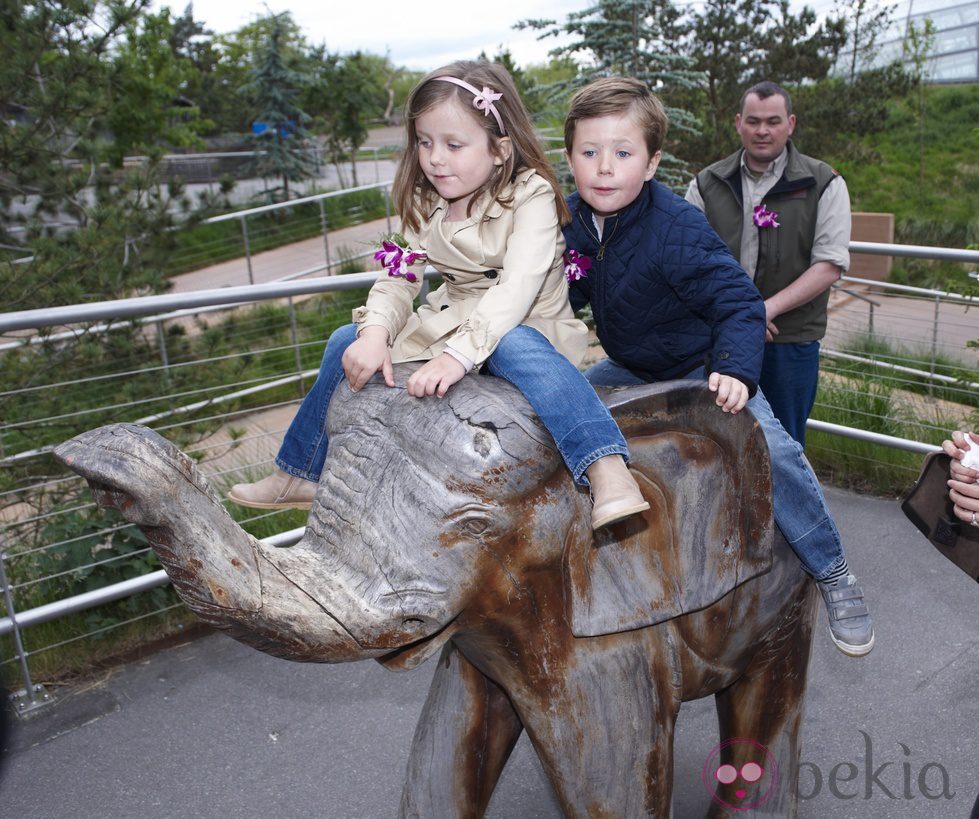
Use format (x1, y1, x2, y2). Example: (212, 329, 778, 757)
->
(823, 333, 979, 409)
(829, 83, 979, 290)
(806, 368, 974, 496)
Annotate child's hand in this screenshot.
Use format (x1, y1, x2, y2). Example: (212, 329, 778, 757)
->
(407, 354, 466, 398)
(343, 327, 394, 392)
(708, 372, 749, 414)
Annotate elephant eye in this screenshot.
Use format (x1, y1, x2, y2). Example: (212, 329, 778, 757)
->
(462, 517, 489, 536)
(449, 505, 494, 537)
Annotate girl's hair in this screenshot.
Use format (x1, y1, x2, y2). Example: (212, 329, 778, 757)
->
(392, 60, 570, 234)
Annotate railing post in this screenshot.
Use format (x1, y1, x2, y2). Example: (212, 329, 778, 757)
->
(240, 217, 255, 285)
(0, 535, 51, 715)
(384, 185, 392, 236)
(929, 294, 940, 394)
(288, 296, 304, 397)
(318, 199, 331, 274)
(156, 320, 172, 390)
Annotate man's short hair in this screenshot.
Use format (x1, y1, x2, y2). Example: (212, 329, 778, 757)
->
(564, 77, 669, 157)
(740, 81, 793, 116)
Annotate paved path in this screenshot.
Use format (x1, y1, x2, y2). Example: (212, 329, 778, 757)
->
(2, 486, 977, 818)
(825, 286, 978, 368)
(170, 215, 398, 293)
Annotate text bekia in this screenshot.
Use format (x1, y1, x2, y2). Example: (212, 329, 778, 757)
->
(796, 731, 954, 801)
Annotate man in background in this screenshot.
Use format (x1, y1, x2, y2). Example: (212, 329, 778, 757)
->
(686, 81, 850, 446)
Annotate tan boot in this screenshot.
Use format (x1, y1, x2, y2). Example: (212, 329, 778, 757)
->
(227, 470, 317, 510)
(587, 455, 650, 530)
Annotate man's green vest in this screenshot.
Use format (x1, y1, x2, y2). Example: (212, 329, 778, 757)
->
(696, 141, 840, 343)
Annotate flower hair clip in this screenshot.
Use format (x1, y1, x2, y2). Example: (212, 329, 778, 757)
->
(374, 237, 426, 283)
(435, 76, 506, 135)
(753, 204, 780, 229)
(563, 249, 592, 283)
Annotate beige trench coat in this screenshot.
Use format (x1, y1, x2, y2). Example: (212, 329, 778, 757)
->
(352, 168, 588, 368)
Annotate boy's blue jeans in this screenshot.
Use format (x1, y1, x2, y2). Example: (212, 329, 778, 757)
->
(276, 324, 628, 487)
(584, 358, 847, 581)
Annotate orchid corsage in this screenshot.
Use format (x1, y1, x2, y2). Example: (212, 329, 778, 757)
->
(752, 204, 780, 229)
(563, 249, 592, 283)
(374, 234, 426, 282)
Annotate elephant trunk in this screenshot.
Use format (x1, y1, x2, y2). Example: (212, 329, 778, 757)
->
(53, 424, 387, 663)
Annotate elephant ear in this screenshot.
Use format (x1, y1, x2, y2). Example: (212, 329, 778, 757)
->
(565, 381, 774, 637)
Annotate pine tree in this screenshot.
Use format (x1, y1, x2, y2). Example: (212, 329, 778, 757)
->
(519, 0, 702, 186)
(243, 13, 315, 201)
(0, 0, 201, 312)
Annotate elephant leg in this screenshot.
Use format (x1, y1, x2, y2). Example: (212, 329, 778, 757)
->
(400, 643, 523, 819)
(514, 638, 681, 819)
(708, 584, 818, 818)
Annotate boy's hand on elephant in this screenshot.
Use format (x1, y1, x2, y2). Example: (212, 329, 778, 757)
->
(343, 327, 394, 392)
(708, 373, 749, 414)
(407, 354, 466, 398)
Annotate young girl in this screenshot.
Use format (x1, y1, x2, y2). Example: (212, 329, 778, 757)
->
(229, 60, 648, 530)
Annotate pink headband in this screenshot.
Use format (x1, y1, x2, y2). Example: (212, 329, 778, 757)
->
(435, 76, 506, 135)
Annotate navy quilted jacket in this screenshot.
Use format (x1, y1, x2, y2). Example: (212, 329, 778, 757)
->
(565, 179, 766, 393)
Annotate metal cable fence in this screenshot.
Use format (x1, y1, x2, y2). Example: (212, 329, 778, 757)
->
(1, 192, 977, 713)
(806, 269, 978, 491)
(0, 180, 406, 711)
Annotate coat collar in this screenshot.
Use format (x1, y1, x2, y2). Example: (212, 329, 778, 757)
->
(568, 180, 657, 253)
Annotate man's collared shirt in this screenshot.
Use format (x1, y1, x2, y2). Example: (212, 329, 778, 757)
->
(685, 148, 851, 280)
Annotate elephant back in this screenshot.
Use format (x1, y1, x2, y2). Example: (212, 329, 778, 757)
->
(567, 380, 775, 636)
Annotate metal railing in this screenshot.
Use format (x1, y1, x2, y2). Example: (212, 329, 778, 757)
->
(2, 208, 976, 713)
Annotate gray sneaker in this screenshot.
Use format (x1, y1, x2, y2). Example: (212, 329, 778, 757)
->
(818, 574, 875, 657)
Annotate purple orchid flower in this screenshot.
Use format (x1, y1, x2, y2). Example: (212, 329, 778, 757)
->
(374, 239, 426, 283)
(753, 204, 780, 229)
(564, 249, 592, 283)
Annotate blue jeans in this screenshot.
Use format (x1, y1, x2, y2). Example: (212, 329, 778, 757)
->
(758, 341, 820, 447)
(276, 324, 628, 486)
(584, 358, 847, 580)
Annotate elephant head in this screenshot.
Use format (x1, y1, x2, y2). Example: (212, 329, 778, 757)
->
(54, 369, 773, 671)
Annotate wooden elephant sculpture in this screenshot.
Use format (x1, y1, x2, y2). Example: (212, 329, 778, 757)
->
(54, 368, 818, 818)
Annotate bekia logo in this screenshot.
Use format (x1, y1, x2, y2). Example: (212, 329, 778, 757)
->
(701, 737, 779, 811)
(701, 733, 956, 810)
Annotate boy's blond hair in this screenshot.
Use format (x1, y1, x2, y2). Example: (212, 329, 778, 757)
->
(564, 77, 669, 157)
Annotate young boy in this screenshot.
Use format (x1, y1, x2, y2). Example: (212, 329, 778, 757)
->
(562, 77, 874, 656)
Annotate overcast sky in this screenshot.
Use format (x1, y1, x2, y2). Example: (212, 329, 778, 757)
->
(158, 0, 584, 70)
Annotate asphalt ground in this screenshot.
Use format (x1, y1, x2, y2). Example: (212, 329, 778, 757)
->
(1, 483, 978, 818)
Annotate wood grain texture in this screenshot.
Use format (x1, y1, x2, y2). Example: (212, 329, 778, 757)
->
(55, 367, 816, 818)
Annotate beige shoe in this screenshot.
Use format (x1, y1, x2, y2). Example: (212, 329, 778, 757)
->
(227, 470, 317, 510)
(587, 455, 650, 531)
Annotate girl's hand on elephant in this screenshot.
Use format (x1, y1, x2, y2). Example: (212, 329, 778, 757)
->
(708, 372, 748, 414)
(407, 354, 466, 398)
(343, 327, 394, 392)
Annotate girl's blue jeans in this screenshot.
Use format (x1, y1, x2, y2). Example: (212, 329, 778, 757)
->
(276, 324, 628, 488)
(584, 358, 847, 581)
